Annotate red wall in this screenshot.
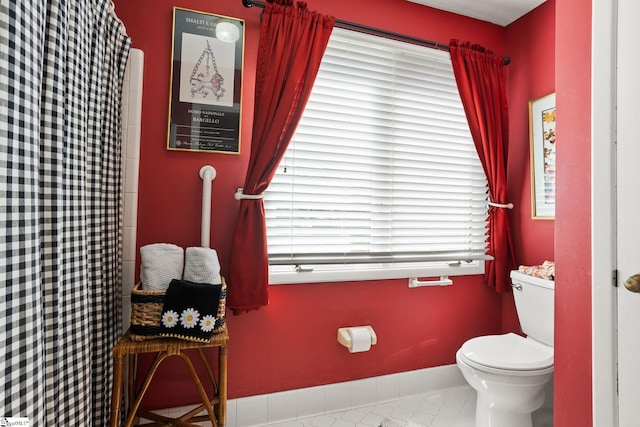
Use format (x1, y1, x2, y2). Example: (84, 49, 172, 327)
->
(554, 0, 593, 424)
(505, 1, 556, 267)
(502, 1, 556, 334)
(506, 2, 594, 424)
(112, 0, 543, 410)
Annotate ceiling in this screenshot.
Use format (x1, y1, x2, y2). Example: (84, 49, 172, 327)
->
(407, 0, 547, 26)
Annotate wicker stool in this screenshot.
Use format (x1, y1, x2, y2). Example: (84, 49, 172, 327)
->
(109, 328, 229, 427)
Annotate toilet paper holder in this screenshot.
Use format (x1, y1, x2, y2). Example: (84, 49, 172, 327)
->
(337, 326, 377, 349)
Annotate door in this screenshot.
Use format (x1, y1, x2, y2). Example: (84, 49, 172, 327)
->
(616, 0, 640, 424)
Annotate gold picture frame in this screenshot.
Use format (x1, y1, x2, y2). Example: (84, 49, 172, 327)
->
(529, 93, 556, 219)
(167, 7, 245, 154)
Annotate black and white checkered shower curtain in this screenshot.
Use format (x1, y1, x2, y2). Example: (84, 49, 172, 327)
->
(1, 1, 131, 425)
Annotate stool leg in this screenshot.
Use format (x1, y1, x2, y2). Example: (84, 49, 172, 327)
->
(197, 348, 217, 391)
(110, 354, 125, 427)
(124, 352, 170, 427)
(218, 345, 228, 426)
(179, 352, 218, 426)
(127, 354, 138, 424)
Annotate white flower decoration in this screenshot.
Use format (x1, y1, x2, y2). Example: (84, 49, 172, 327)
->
(200, 315, 216, 332)
(180, 308, 200, 329)
(162, 310, 179, 328)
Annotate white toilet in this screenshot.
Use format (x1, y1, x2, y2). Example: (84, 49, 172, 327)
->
(456, 270, 554, 427)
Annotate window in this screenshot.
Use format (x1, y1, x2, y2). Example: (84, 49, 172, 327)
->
(264, 28, 489, 284)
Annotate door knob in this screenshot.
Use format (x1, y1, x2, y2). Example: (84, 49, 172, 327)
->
(624, 274, 640, 293)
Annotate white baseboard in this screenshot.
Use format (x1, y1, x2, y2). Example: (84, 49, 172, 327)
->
(141, 364, 465, 427)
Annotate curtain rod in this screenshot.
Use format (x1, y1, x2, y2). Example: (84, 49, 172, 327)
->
(241, 0, 510, 65)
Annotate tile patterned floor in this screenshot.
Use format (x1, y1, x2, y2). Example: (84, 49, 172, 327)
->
(258, 386, 476, 427)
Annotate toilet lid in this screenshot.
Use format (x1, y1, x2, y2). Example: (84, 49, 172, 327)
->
(459, 333, 554, 371)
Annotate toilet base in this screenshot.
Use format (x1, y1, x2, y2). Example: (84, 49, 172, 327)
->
(475, 396, 537, 427)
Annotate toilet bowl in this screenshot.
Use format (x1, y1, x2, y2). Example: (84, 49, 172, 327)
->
(457, 333, 553, 427)
(456, 271, 555, 427)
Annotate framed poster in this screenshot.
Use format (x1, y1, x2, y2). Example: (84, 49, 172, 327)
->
(529, 93, 556, 219)
(167, 7, 244, 154)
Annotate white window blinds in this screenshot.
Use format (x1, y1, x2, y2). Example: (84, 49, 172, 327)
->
(264, 28, 489, 269)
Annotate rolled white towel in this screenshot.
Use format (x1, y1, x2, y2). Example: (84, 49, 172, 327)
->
(140, 243, 184, 291)
(183, 247, 221, 285)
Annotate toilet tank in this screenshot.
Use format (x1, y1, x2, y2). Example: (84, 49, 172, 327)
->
(510, 270, 555, 347)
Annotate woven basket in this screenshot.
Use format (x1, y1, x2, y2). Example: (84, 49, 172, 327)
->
(130, 277, 227, 341)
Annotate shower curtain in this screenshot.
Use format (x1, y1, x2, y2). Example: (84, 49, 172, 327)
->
(0, 1, 130, 425)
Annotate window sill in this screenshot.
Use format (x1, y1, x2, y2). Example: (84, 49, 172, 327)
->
(268, 261, 485, 285)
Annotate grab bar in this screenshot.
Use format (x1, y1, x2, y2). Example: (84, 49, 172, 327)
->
(408, 276, 453, 288)
(199, 165, 217, 248)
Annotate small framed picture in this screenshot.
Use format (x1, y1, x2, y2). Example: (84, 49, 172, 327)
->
(167, 7, 244, 154)
(529, 93, 556, 219)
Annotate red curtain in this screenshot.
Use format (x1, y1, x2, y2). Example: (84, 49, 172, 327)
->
(228, 0, 334, 312)
(449, 40, 515, 293)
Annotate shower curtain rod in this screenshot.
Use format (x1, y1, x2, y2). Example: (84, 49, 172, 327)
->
(241, 0, 510, 65)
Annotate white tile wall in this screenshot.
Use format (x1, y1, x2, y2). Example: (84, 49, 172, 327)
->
(155, 364, 465, 427)
(120, 48, 144, 333)
(236, 395, 268, 427)
(267, 390, 298, 422)
(296, 385, 325, 418)
(352, 377, 378, 408)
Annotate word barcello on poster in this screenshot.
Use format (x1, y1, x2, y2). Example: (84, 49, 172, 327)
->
(167, 7, 244, 154)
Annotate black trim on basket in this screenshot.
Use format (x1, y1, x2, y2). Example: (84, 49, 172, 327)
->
(131, 292, 165, 304)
